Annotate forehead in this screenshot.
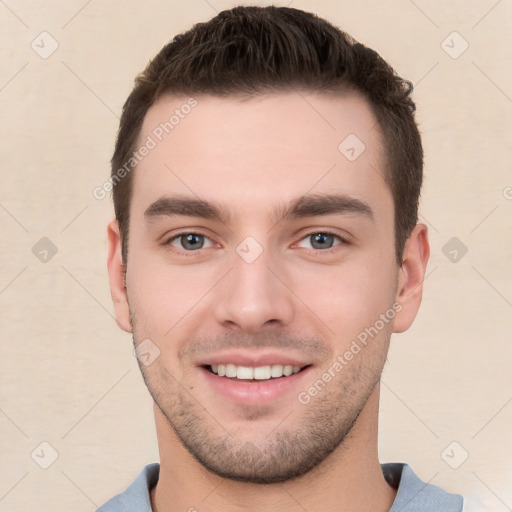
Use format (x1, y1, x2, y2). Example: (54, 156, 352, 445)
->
(131, 92, 390, 223)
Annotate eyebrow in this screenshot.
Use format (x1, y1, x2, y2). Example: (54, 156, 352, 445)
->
(144, 196, 232, 225)
(144, 193, 375, 225)
(274, 193, 374, 224)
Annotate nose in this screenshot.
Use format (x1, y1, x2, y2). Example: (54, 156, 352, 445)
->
(213, 245, 295, 334)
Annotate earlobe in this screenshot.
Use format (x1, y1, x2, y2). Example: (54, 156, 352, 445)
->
(393, 223, 430, 333)
(106, 219, 132, 333)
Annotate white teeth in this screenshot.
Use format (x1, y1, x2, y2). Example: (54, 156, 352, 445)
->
(253, 366, 271, 380)
(210, 363, 304, 380)
(271, 364, 284, 378)
(226, 363, 237, 378)
(236, 366, 254, 379)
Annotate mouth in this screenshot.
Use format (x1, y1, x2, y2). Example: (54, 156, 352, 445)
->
(205, 363, 309, 381)
(199, 359, 313, 406)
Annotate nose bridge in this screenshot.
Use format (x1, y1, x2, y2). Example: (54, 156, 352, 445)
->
(213, 241, 294, 332)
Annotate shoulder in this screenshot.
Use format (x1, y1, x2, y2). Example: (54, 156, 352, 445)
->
(96, 463, 160, 512)
(382, 462, 464, 512)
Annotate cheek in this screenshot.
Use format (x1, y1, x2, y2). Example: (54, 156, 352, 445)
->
(126, 254, 217, 337)
(292, 256, 397, 344)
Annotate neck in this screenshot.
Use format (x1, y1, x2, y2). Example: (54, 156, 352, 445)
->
(150, 384, 396, 512)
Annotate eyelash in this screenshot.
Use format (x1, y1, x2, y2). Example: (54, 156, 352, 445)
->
(163, 230, 349, 255)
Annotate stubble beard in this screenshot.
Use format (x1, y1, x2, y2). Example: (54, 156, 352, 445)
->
(132, 329, 390, 484)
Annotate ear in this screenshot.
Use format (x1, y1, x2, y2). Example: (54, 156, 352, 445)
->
(393, 223, 430, 333)
(106, 219, 132, 332)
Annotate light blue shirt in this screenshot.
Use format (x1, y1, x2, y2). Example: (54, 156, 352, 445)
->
(97, 462, 464, 511)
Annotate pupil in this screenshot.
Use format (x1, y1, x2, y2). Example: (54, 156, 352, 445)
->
(311, 233, 333, 249)
(182, 234, 203, 250)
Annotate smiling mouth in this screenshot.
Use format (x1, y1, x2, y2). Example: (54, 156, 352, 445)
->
(205, 364, 309, 381)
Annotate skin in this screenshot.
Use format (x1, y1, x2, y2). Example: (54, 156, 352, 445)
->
(107, 91, 429, 512)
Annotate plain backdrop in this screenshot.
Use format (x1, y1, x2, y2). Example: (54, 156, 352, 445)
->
(0, 1, 511, 511)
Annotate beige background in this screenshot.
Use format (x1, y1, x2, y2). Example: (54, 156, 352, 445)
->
(0, 1, 511, 511)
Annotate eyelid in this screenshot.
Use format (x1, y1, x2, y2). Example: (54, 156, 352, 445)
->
(295, 227, 350, 243)
(161, 226, 214, 242)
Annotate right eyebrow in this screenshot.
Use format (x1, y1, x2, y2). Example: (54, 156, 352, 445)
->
(144, 196, 231, 225)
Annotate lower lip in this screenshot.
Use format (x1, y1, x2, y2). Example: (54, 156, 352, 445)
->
(200, 366, 312, 406)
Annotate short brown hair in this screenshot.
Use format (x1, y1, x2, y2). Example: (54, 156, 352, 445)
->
(111, 5, 423, 265)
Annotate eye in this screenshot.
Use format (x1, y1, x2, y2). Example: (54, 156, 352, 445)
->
(167, 233, 214, 251)
(296, 232, 344, 251)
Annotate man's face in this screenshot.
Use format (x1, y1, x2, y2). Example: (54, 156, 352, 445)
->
(116, 92, 403, 482)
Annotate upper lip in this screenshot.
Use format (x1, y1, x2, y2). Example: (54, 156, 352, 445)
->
(199, 351, 312, 368)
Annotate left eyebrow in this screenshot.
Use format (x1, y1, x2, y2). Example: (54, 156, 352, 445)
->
(271, 193, 375, 225)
